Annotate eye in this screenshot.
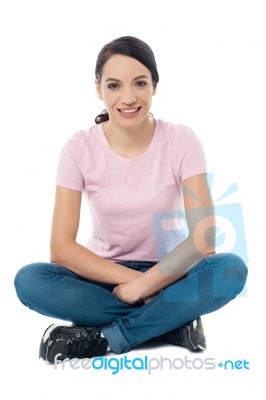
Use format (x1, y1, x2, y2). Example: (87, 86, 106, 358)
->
(135, 81, 147, 88)
(107, 82, 120, 89)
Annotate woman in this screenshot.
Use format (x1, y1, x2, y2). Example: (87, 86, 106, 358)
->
(14, 36, 247, 363)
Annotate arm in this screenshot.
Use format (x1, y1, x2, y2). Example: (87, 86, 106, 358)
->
(113, 173, 216, 303)
(50, 186, 143, 284)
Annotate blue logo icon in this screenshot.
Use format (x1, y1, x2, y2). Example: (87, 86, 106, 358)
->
(152, 173, 248, 297)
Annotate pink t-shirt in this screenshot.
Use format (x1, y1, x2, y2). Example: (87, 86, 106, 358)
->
(56, 119, 207, 261)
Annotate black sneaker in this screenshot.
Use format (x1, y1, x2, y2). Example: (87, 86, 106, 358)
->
(39, 324, 108, 363)
(158, 317, 206, 352)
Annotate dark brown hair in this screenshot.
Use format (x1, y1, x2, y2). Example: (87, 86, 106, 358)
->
(95, 36, 159, 124)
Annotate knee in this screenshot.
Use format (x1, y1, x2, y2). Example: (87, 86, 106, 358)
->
(211, 253, 248, 298)
(222, 253, 248, 284)
(14, 262, 48, 304)
(14, 264, 34, 303)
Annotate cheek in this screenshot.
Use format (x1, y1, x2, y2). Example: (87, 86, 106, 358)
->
(139, 89, 153, 102)
(144, 92, 154, 104)
(102, 92, 117, 107)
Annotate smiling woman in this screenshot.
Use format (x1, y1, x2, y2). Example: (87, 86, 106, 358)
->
(97, 58, 155, 122)
(94, 37, 159, 158)
(95, 54, 156, 158)
(14, 36, 248, 364)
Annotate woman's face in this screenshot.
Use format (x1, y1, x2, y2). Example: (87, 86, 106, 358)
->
(96, 54, 156, 129)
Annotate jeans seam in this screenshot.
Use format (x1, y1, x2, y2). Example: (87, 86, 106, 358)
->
(52, 265, 60, 274)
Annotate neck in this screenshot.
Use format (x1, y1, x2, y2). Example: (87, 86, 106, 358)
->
(103, 116, 155, 159)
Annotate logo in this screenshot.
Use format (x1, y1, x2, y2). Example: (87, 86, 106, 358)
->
(53, 354, 250, 373)
(218, 359, 250, 370)
(152, 173, 248, 297)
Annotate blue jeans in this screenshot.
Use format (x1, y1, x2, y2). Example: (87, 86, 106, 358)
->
(14, 253, 247, 354)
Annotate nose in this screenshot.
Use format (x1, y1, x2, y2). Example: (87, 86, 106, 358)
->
(121, 87, 137, 105)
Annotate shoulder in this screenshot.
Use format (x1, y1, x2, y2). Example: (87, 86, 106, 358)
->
(60, 124, 102, 155)
(68, 124, 101, 145)
(156, 119, 203, 146)
(156, 120, 207, 180)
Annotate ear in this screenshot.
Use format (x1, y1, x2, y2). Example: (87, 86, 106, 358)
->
(95, 79, 103, 100)
(152, 83, 157, 96)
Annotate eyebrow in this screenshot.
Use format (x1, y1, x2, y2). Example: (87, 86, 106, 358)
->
(105, 75, 149, 83)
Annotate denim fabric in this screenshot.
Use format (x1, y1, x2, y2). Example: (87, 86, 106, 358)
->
(14, 253, 247, 354)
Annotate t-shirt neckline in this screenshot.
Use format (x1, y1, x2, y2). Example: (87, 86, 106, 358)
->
(98, 119, 160, 162)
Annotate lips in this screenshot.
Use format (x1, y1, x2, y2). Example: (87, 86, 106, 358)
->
(118, 107, 141, 114)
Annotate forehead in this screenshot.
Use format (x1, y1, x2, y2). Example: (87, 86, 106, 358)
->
(101, 54, 152, 80)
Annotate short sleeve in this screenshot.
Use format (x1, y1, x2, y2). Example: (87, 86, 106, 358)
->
(175, 126, 207, 181)
(56, 136, 86, 191)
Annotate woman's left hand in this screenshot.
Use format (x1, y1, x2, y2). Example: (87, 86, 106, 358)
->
(112, 280, 161, 304)
(112, 281, 141, 304)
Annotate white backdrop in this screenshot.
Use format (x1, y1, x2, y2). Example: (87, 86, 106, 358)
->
(1, 0, 265, 399)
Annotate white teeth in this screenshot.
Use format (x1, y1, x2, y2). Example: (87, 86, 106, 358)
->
(120, 108, 139, 114)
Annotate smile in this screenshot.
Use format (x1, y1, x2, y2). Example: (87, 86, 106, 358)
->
(118, 107, 141, 114)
